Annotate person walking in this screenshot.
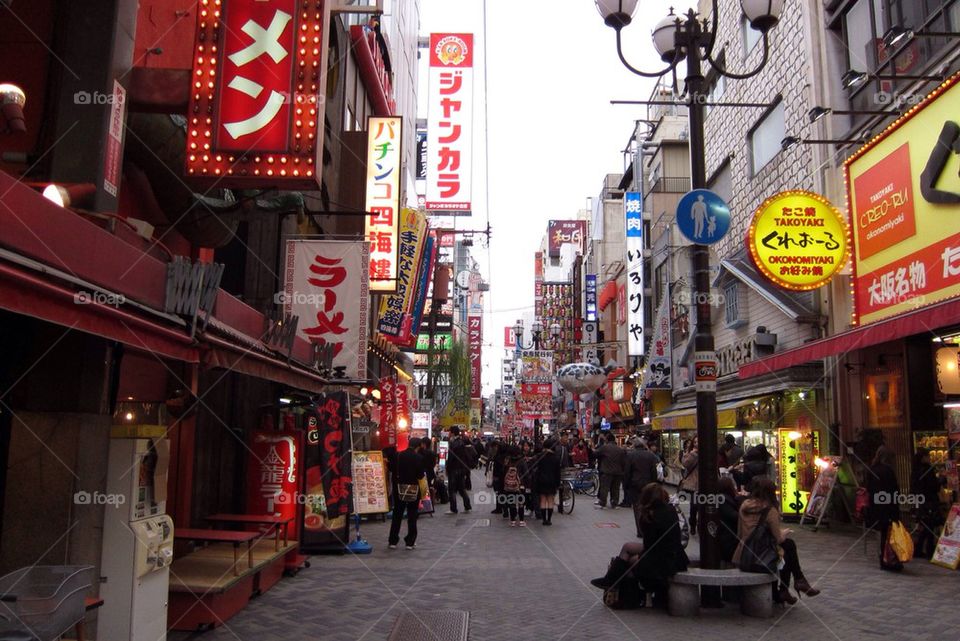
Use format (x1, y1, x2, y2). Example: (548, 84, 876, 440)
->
(589, 483, 689, 609)
(535, 439, 561, 525)
(388, 437, 426, 550)
(733, 477, 820, 604)
(867, 445, 904, 571)
(679, 437, 699, 534)
(623, 438, 660, 535)
(420, 438, 437, 501)
(502, 445, 528, 526)
(445, 427, 473, 514)
(595, 433, 626, 509)
(911, 448, 945, 560)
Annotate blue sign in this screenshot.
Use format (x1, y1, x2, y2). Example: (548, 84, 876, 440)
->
(624, 192, 643, 238)
(675, 189, 730, 245)
(585, 274, 597, 321)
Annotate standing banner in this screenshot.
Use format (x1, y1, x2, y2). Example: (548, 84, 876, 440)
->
(302, 393, 352, 552)
(247, 431, 301, 529)
(366, 116, 403, 291)
(932, 503, 960, 569)
(625, 191, 645, 357)
(801, 456, 841, 528)
(643, 294, 673, 390)
(284, 239, 369, 380)
(380, 376, 398, 447)
(352, 451, 389, 515)
(469, 314, 483, 400)
(425, 33, 473, 214)
(378, 209, 428, 341)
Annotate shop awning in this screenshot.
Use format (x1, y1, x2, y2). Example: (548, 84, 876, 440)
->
(202, 333, 329, 393)
(598, 280, 617, 311)
(738, 297, 960, 380)
(652, 397, 763, 431)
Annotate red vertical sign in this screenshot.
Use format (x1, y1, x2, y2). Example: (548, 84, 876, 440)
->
(246, 430, 300, 525)
(468, 314, 483, 399)
(504, 326, 516, 349)
(395, 382, 409, 451)
(380, 376, 397, 447)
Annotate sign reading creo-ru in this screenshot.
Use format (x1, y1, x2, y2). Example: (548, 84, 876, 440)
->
(846, 72, 960, 326)
(747, 190, 849, 292)
(185, 0, 328, 188)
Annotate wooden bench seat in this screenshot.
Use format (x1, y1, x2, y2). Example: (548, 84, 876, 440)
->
(668, 568, 777, 618)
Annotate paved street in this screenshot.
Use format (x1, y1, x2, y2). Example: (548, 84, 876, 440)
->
(169, 472, 960, 641)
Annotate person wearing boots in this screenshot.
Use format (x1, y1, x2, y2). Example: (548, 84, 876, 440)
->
(734, 477, 821, 604)
(867, 445, 904, 571)
(535, 438, 561, 525)
(590, 483, 688, 608)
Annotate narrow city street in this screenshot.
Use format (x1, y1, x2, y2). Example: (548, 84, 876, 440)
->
(170, 472, 960, 641)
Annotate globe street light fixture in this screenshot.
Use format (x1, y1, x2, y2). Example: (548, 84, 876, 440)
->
(596, 0, 782, 583)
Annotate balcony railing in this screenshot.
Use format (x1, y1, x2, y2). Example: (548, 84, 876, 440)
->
(646, 176, 691, 194)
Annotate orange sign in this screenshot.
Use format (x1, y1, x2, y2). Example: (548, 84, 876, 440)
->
(747, 191, 850, 291)
(846, 72, 960, 325)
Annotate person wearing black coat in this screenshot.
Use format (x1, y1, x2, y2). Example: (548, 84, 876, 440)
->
(866, 446, 903, 570)
(590, 483, 689, 608)
(716, 476, 743, 563)
(388, 438, 425, 549)
(535, 440, 562, 525)
(911, 448, 945, 559)
(445, 427, 473, 514)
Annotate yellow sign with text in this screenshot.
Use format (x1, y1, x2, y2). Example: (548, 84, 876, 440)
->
(846, 73, 960, 325)
(748, 191, 849, 291)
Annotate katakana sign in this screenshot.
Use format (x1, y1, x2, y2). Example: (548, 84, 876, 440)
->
(185, 0, 328, 188)
(365, 116, 403, 292)
(425, 33, 473, 214)
(468, 313, 483, 399)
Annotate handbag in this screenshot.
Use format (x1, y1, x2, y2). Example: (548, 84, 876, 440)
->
(888, 521, 914, 563)
(738, 507, 780, 575)
(397, 483, 419, 502)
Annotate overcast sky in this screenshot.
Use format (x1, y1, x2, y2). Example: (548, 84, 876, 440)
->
(416, 0, 698, 396)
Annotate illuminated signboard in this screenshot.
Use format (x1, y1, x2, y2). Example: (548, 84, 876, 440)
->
(365, 116, 403, 292)
(747, 190, 849, 291)
(625, 191, 645, 356)
(548, 220, 587, 257)
(425, 33, 473, 214)
(846, 72, 960, 325)
(469, 314, 482, 399)
(585, 274, 597, 322)
(185, 0, 328, 188)
(415, 333, 452, 352)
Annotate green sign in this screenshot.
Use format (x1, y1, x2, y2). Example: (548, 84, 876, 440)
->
(415, 333, 452, 352)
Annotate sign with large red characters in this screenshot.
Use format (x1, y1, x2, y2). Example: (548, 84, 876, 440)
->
(185, 0, 329, 188)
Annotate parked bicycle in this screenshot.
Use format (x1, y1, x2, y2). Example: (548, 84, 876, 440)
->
(565, 465, 598, 496)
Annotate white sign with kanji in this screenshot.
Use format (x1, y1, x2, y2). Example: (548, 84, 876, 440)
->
(365, 116, 403, 291)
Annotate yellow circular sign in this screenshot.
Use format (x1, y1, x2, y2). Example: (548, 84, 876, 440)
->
(747, 191, 850, 291)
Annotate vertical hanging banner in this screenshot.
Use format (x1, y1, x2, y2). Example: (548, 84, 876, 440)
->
(380, 376, 397, 447)
(534, 252, 544, 320)
(302, 394, 352, 552)
(625, 191, 645, 357)
(642, 294, 672, 390)
(425, 33, 474, 214)
(185, 0, 328, 189)
(377, 209, 428, 341)
(365, 116, 403, 292)
(395, 381, 410, 451)
(410, 235, 437, 337)
(284, 239, 369, 380)
(468, 313, 483, 399)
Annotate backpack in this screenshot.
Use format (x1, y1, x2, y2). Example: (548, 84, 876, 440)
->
(738, 507, 780, 575)
(503, 465, 521, 492)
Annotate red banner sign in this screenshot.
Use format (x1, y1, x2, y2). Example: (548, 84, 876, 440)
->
(469, 314, 483, 399)
(519, 383, 552, 420)
(185, 0, 327, 188)
(504, 326, 516, 349)
(380, 376, 397, 447)
(247, 430, 300, 525)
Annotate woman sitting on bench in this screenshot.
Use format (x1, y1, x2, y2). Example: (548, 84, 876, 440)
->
(590, 483, 689, 608)
(734, 477, 821, 604)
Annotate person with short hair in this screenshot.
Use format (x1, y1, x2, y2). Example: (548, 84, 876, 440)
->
(388, 437, 425, 550)
(445, 427, 473, 514)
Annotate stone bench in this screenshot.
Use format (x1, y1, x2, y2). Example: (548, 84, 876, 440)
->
(668, 568, 777, 618)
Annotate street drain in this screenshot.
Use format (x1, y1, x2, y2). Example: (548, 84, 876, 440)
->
(387, 609, 469, 641)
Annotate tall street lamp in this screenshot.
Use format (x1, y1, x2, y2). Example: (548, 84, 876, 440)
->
(596, 0, 783, 580)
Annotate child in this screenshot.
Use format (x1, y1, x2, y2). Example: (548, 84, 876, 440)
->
(502, 446, 526, 526)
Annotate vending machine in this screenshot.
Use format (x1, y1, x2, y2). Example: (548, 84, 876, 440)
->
(99, 437, 174, 641)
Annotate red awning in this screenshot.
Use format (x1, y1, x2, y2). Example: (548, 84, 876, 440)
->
(0, 262, 199, 363)
(738, 297, 960, 380)
(598, 281, 617, 311)
(202, 334, 328, 393)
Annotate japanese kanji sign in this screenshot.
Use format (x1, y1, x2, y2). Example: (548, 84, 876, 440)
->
(185, 0, 328, 188)
(284, 239, 369, 380)
(302, 393, 352, 552)
(847, 72, 960, 325)
(380, 376, 397, 447)
(747, 191, 849, 292)
(642, 294, 672, 390)
(468, 313, 483, 399)
(518, 383, 552, 420)
(425, 33, 473, 214)
(625, 191, 645, 357)
(246, 431, 299, 521)
(548, 220, 587, 257)
(365, 116, 403, 292)
(377, 209, 428, 341)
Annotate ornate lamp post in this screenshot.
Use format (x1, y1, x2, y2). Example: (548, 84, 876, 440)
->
(595, 0, 784, 579)
(513, 319, 545, 350)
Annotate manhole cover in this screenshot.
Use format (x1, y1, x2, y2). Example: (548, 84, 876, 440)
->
(474, 518, 490, 527)
(387, 610, 469, 641)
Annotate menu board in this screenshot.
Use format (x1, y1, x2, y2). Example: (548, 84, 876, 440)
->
(352, 451, 389, 515)
(931, 503, 960, 570)
(804, 456, 841, 522)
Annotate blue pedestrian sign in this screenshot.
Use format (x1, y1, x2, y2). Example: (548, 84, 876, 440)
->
(675, 189, 731, 245)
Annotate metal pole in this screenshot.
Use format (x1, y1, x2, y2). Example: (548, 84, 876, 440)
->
(683, 13, 721, 596)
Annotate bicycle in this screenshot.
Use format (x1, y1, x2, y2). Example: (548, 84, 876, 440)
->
(572, 467, 599, 497)
(558, 479, 576, 514)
